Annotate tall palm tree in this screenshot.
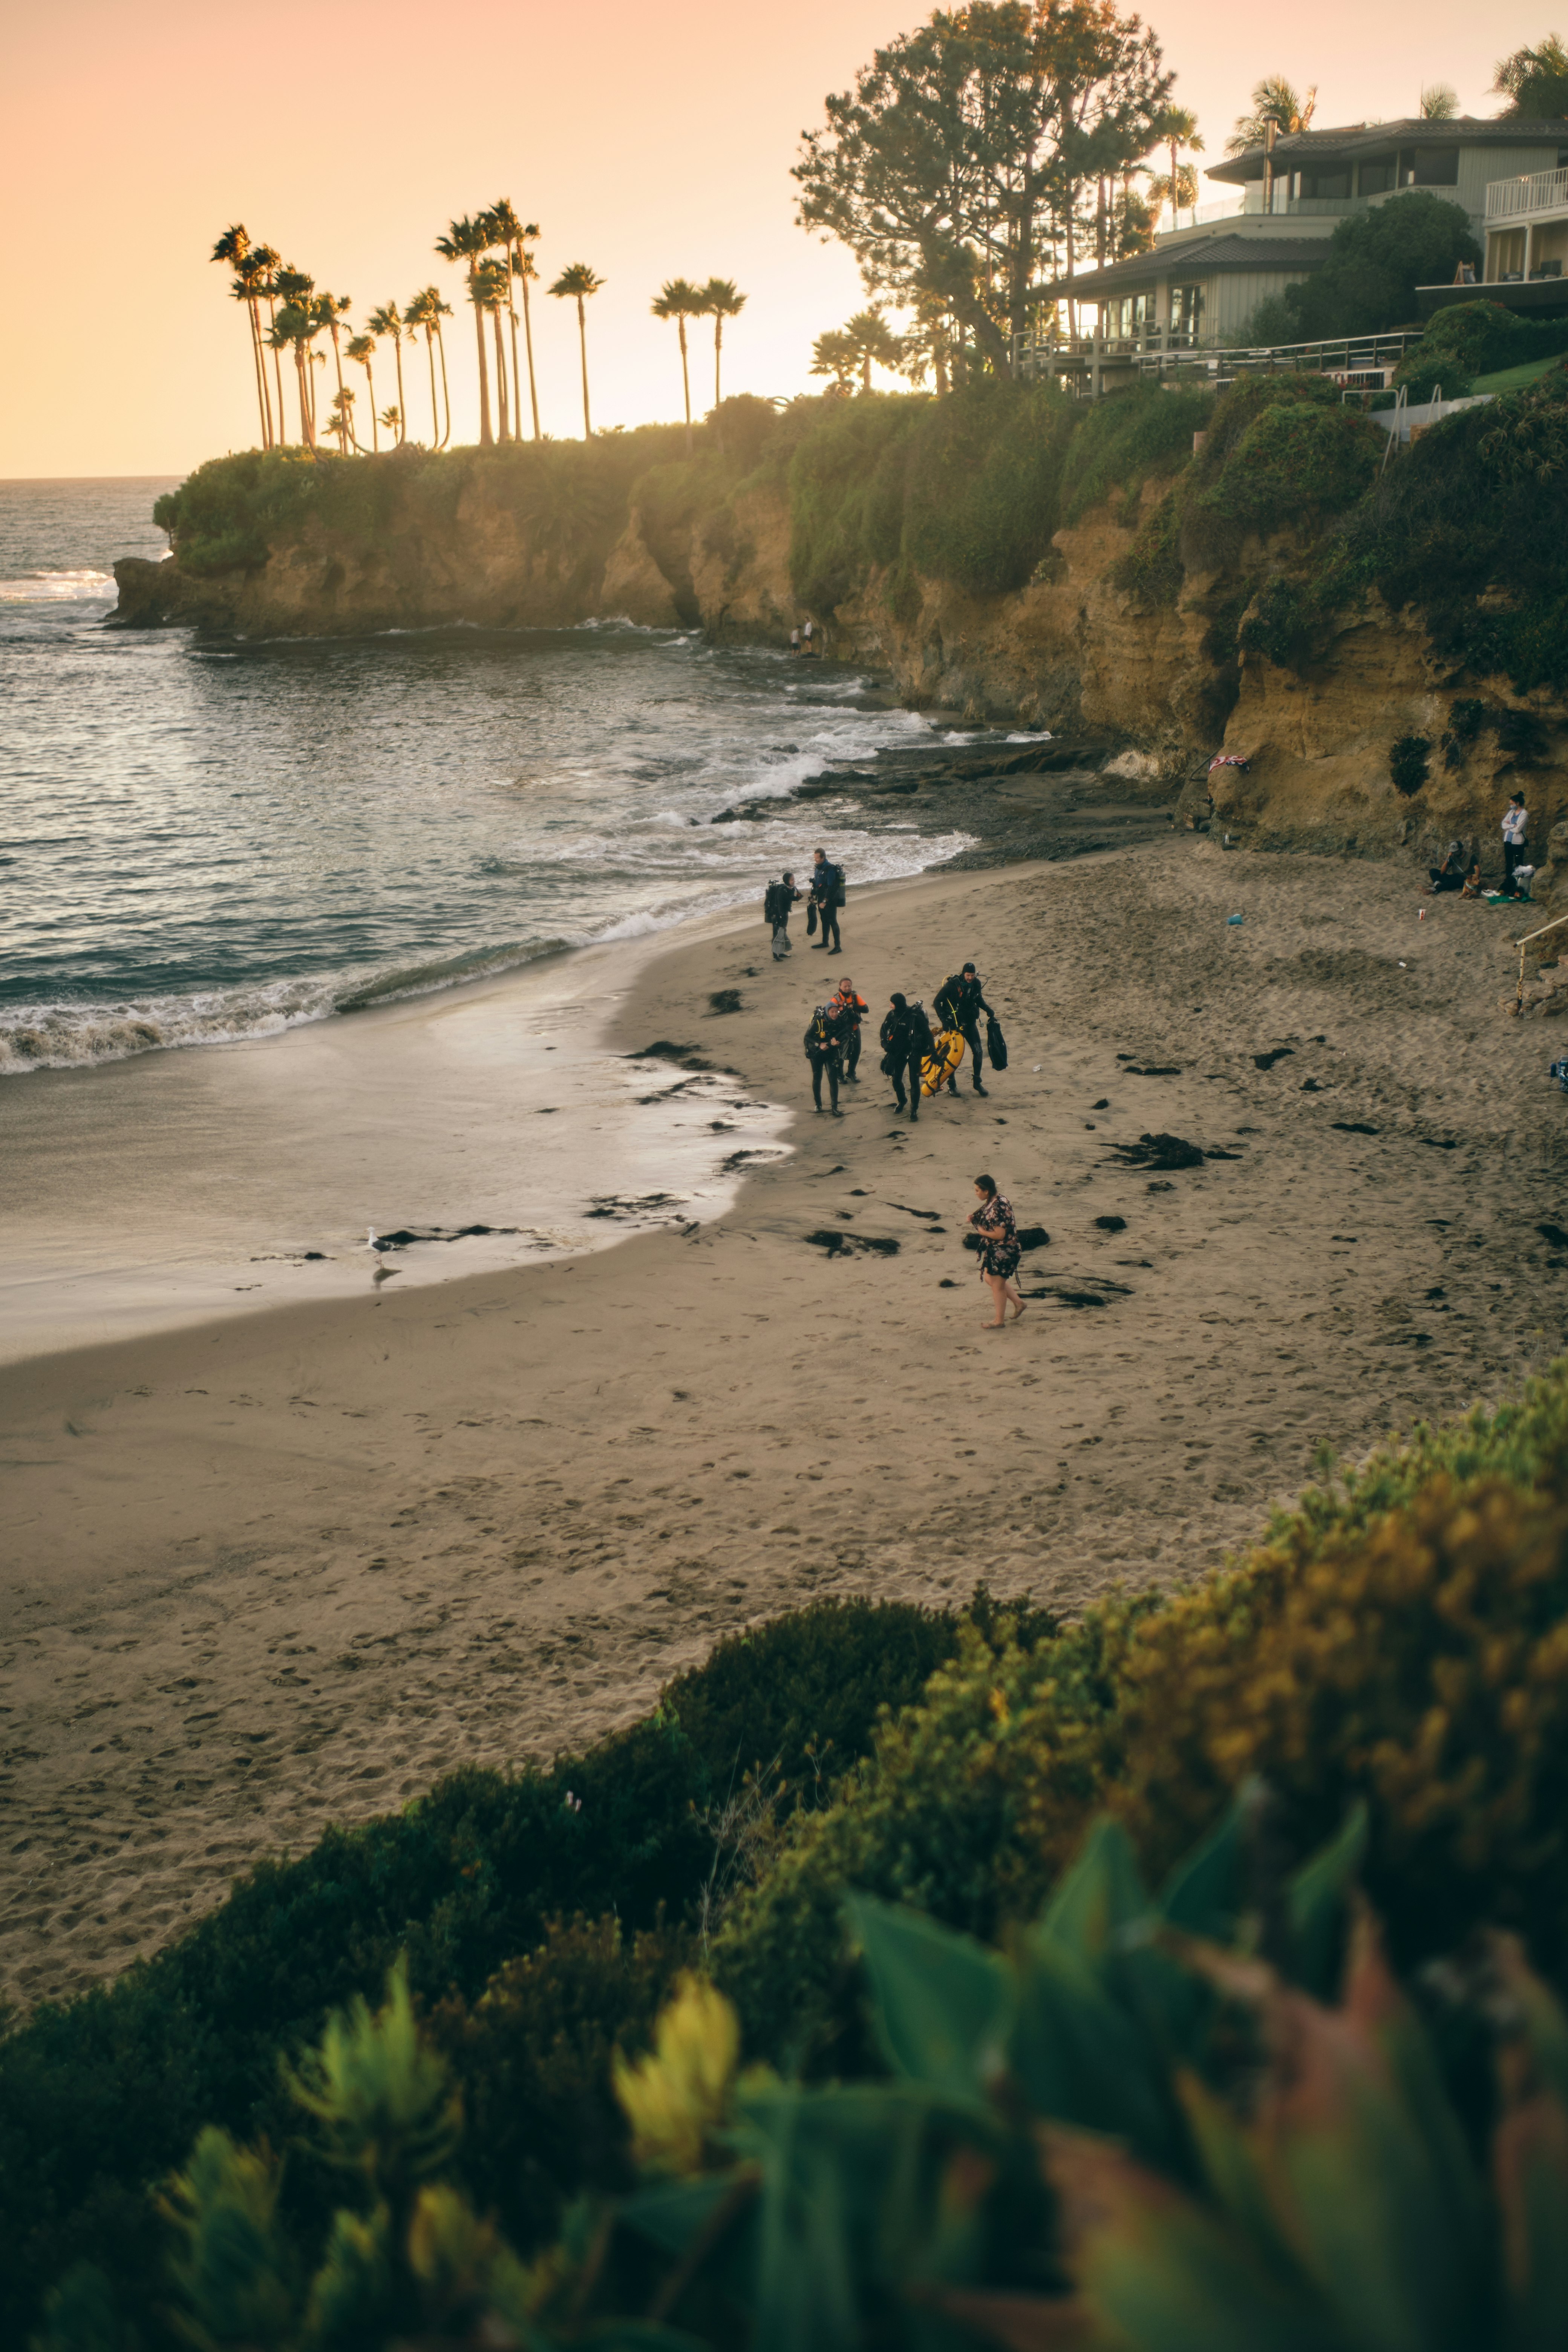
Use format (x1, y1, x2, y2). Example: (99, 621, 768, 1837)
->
(268, 301, 320, 448)
(1226, 77, 1317, 156)
(435, 214, 494, 445)
(367, 304, 407, 444)
(406, 287, 453, 448)
(211, 225, 273, 447)
(1154, 107, 1205, 230)
(485, 200, 535, 440)
(697, 278, 747, 421)
(252, 245, 287, 446)
(512, 236, 542, 442)
(324, 387, 356, 453)
(651, 277, 704, 453)
(548, 263, 605, 438)
(809, 330, 857, 392)
(314, 293, 354, 453)
(475, 258, 512, 443)
(346, 333, 378, 451)
(841, 309, 902, 392)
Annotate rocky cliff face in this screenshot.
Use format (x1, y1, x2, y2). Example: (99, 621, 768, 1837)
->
(116, 468, 1566, 873)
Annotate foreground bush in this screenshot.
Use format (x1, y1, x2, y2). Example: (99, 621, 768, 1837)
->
(45, 1801, 1568, 2349)
(0, 1596, 984, 2349)
(717, 1360, 1568, 2070)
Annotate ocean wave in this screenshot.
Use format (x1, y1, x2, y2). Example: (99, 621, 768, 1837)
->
(0, 568, 119, 605)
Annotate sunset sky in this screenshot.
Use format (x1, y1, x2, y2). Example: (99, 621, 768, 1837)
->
(0, 0, 1552, 478)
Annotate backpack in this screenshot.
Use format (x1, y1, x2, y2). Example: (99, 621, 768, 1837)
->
(832, 862, 847, 908)
(764, 881, 788, 925)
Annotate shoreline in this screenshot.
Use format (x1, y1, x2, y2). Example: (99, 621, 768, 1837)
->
(3, 836, 1562, 2012)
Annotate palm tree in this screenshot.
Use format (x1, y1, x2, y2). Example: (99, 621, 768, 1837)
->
(809, 329, 857, 392)
(651, 278, 704, 452)
(379, 405, 402, 439)
(475, 258, 512, 443)
(367, 305, 407, 445)
(1226, 77, 1317, 156)
(268, 300, 320, 448)
(406, 287, 453, 448)
(841, 309, 902, 392)
(485, 201, 537, 441)
(314, 293, 354, 452)
(346, 333, 378, 451)
(211, 225, 272, 447)
(253, 245, 287, 446)
(1419, 82, 1461, 120)
(324, 387, 356, 453)
(1148, 162, 1200, 226)
(435, 214, 495, 445)
(1153, 107, 1205, 230)
(512, 239, 543, 442)
(1493, 34, 1568, 116)
(548, 263, 605, 437)
(697, 277, 747, 427)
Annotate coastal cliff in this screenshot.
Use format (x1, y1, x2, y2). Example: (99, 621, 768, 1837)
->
(118, 375, 1568, 870)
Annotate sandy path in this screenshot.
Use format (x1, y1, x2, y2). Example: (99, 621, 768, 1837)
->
(3, 843, 1565, 2011)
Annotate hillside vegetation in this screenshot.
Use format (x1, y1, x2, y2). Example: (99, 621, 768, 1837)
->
(17, 1358, 1568, 2347)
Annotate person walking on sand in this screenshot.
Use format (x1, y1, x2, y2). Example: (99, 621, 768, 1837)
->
(764, 870, 801, 962)
(935, 961, 995, 1097)
(804, 998, 850, 1115)
(790, 627, 801, 657)
(833, 976, 868, 1082)
(880, 991, 934, 1121)
(1503, 793, 1528, 897)
(969, 1173, 1026, 1328)
(809, 847, 844, 955)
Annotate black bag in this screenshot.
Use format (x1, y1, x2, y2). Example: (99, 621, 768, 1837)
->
(986, 1015, 1008, 1072)
(763, 882, 781, 925)
(880, 1049, 899, 1075)
(806, 900, 818, 937)
(833, 864, 847, 908)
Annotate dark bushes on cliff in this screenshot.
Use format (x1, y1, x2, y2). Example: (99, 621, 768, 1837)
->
(1284, 191, 1481, 340)
(1058, 378, 1213, 527)
(900, 378, 1075, 594)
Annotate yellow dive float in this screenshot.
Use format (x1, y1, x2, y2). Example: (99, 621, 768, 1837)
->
(920, 1027, 966, 1096)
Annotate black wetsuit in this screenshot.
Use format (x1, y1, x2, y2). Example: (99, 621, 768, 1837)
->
(804, 1003, 851, 1112)
(880, 1001, 936, 1119)
(835, 990, 867, 1080)
(810, 861, 843, 954)
(934, 972, 994, 1092)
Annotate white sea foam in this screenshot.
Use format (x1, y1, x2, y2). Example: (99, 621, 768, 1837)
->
(0, 569, 118, 604)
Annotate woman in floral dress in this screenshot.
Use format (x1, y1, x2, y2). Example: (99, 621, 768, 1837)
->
(969, 1173, 1026, 1329)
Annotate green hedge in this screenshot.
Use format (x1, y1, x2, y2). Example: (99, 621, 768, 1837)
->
(714, 1357, 1568, 2075)
(1057, 379, 1213, 528)
(0, 1595, 991, 2349)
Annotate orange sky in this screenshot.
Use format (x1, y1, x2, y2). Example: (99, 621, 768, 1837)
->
(0, 0, 1550, 477)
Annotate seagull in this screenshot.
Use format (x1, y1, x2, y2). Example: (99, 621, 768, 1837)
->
(367, 1226, 400, 1284)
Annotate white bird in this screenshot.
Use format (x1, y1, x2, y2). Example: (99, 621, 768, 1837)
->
(367, 1226, 400, 1284)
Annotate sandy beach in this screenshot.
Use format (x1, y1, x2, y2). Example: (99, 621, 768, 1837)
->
(3, 838, 1564, 2013)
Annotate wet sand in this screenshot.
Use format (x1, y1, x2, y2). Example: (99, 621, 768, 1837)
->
(3, 841, 1565, 2011)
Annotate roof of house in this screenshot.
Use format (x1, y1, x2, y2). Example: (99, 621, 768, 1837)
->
(1210, 115, 1568, 184)
(1034, 233, 1334, 303)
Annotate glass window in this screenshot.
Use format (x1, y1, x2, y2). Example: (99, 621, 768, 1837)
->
(1410, 147, 1459, 187)
(1170, 283, 1205, 343)
(1357, 155, 1397, 195)
(1301, 168, 1351, 199)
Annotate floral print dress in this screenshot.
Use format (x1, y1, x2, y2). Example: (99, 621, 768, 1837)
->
(976, 1192, 1020, 1280)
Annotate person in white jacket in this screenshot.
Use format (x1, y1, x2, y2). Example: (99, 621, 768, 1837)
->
(1502, 793, 1528, 897)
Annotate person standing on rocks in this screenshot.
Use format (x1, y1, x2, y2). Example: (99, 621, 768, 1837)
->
(969, 1173, 1026, 1329)
(804, 998, 850, 1116)
(934, 961, 995, 1097)
(880, 992, 934, 1121)
(1503, 793, 1529, 897)
(765, 870, 801, 962)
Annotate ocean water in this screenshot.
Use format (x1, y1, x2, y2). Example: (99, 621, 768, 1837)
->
(0, 478, 973, 1077)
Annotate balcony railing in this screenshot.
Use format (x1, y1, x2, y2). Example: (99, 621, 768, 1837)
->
(1017, 326, 1423, 392)
(1487, 166, 1568, 221)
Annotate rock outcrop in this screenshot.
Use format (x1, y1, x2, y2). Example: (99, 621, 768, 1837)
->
(114, 466, 1567, 867)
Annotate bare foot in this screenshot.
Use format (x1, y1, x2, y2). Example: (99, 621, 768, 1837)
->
(982, 1320, 1006, 1329)
(1009, 1301, 1027, 1322)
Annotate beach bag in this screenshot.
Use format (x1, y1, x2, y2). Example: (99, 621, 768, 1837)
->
(806, 900, 818, 937)
(986, 1014, 1008, 1072)
(833, 864, 847, 908)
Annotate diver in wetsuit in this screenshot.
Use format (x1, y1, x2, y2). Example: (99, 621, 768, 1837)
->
(934, 962, 994, 1096)
(880, 992, 935, 1121)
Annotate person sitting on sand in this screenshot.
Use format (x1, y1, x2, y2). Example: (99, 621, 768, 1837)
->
(764, 871, 801, 961)
(1461, 862, 1485, 899)
(804, 1000, 850, 1116)
(969, 1173, 1026, 1329)
(833, 977, 868, 1082)
(880, 992, 934, 1121)
(1429, 839, 1467, 893)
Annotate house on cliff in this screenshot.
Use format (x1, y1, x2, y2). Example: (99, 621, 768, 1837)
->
(1030, 115, 1568, 390)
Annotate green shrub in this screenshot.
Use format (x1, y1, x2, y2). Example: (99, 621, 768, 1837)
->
(1390, 733, 1432, 794)
(1058, 381, 1213, 527)
(0, 1595, 972, 2350)
(1182, 382, 1381, 565)
(716, 1359, 1568, 2072)
(1285, 192, 1481, 339)
(786, 394, 927, 612)
(901, 378, 1076, 595)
